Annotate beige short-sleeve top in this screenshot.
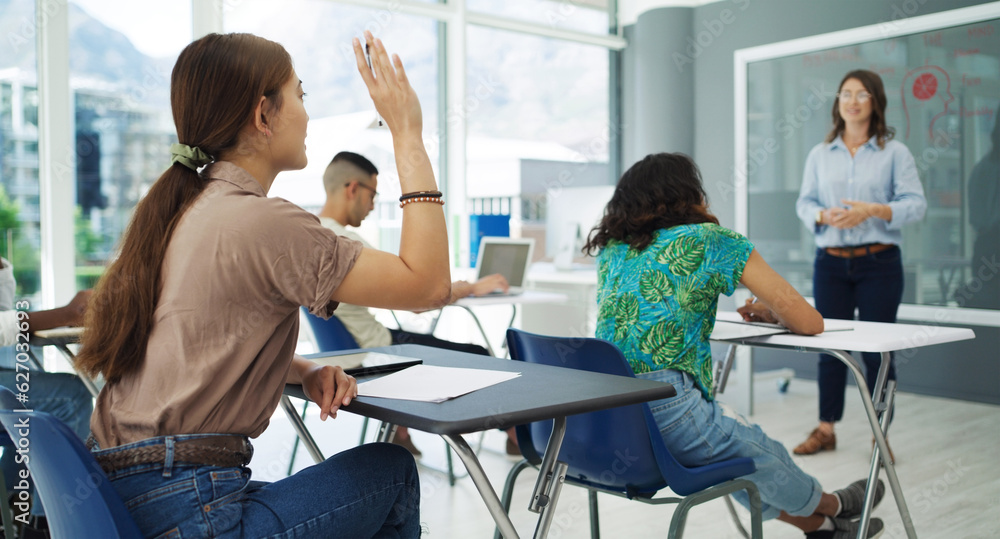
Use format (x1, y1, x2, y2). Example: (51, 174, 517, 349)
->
(91, 162, 363, 448)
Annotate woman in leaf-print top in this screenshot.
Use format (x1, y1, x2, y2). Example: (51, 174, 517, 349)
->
(584, 153, 888, 538)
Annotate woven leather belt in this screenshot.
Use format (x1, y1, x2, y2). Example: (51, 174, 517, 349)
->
(94, 435, 253, 475)
(824, 243, 894, 258)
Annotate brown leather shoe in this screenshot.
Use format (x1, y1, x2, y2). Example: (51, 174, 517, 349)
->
(793, 428, 836, 455)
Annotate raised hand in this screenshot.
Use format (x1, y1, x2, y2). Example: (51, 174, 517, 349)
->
(352, 31, 422, 139)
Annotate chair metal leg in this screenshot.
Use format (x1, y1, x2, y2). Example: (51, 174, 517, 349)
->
(494, 458, 533, 539)
(668, 479, 762, 539)
(286, 400, 310, 476)
(723, 494, 751, 539)
(588, 490, 600, 539)
(360, 416, 370, 444)
(445, 442, 456, 486)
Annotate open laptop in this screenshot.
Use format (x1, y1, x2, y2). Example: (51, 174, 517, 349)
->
(473, 237, 535, 296)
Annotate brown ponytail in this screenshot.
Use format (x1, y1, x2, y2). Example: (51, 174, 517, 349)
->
(76, 34, 293, 383)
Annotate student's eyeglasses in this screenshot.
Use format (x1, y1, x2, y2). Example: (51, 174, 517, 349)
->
(348, 181, 379, 202)
(836, 91, 872, 103)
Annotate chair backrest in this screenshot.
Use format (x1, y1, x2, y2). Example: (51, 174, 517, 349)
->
(0, 387, 143, 539)
(506, 329, 755, 497)
(301, 307, 360, 351)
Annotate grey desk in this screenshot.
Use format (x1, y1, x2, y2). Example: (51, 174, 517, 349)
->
(711, 313, 975, 539)
(285, 344, 675, 539)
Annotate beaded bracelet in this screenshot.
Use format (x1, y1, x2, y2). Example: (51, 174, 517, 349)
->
(399, 197, 446, 209)
(399, 190, 443, 202)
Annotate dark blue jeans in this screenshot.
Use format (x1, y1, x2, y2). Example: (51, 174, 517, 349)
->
(94, 436, 420, 538)
(813, 246, 903, 423)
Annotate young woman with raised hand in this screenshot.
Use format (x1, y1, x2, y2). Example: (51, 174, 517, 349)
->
(75, 31, 446, 538)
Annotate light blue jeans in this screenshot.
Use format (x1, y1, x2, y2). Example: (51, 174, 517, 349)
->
(92, 435, 421, 538)
(638, 368, 823, 520)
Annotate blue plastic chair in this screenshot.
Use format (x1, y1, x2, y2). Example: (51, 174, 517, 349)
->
(303, 308, 361, 352)
(0, 386, 142, 539)
(497, 329, 763, 539)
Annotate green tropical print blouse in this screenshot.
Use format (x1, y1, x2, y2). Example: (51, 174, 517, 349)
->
(595, 223, 753, 400)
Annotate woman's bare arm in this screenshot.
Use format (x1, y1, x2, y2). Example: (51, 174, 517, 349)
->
(737, 249, 824, 335)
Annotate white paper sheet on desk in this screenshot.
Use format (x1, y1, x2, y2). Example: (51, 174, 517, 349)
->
(356, 364, 521, 403)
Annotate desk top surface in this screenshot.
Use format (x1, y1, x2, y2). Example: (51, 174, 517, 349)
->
(30, 326, 84, 346)
(291, 344, 675, 435)
(713, 312, 975, 353)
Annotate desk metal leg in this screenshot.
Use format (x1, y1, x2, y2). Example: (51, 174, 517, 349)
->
(528, 416, 569, 538)
(825, 349, 915, 539)
(54, 344, 101, 399)
(443, 434, 520, 539)
(278, 396, 325, 464)
(454, 305, 498, 357)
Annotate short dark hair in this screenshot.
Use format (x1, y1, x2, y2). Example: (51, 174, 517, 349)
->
(583, 152, 719, 255)
(331, 151, 378, 176)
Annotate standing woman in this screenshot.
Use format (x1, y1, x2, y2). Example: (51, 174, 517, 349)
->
(74, 31, 448, 538)
(794, 69, 926, 458)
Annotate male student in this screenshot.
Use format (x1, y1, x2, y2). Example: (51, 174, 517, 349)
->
(317, 151, 519, 457)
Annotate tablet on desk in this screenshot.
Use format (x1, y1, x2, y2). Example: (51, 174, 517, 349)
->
(307, 351, 422, 377)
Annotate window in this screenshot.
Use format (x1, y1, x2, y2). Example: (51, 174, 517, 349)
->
(0, 1, 41, 298)
(466, 25, 611, 258)
(468, 0, 612, 34)
(226, 0, 441, 254)
(68, 0, 192, 288)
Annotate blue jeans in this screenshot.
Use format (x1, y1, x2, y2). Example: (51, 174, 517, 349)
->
(0, 369, 93, 515)
(638, 369, 822, 520)
(93, 435, 420, 538)
(813, 246, 902, 423)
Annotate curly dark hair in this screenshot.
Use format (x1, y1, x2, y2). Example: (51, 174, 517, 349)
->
(583, 152, 719, 255)
(825, 69, 896, 149)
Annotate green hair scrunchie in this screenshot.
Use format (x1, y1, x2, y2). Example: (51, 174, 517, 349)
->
(170, 143, 213, 171)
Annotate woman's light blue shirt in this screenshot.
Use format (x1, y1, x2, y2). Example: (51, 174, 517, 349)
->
(795, 135, 926, 248)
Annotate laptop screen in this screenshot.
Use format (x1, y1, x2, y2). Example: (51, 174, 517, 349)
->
(476, 238, 534, 288)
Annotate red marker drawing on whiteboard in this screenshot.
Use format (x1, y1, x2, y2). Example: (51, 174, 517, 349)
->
(900, 65, 953, 141)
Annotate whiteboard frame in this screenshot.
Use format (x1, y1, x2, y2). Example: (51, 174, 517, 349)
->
(733, 2, 1000, 327)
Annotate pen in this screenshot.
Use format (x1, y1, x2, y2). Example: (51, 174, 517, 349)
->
(346, 359, 421, 378)
(364, 44, 385, 127)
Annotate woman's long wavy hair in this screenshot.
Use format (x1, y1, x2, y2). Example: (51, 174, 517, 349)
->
(76, 33, 293, 384)
(583, 152, 719, 255)
(825, 69, 895, 149)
